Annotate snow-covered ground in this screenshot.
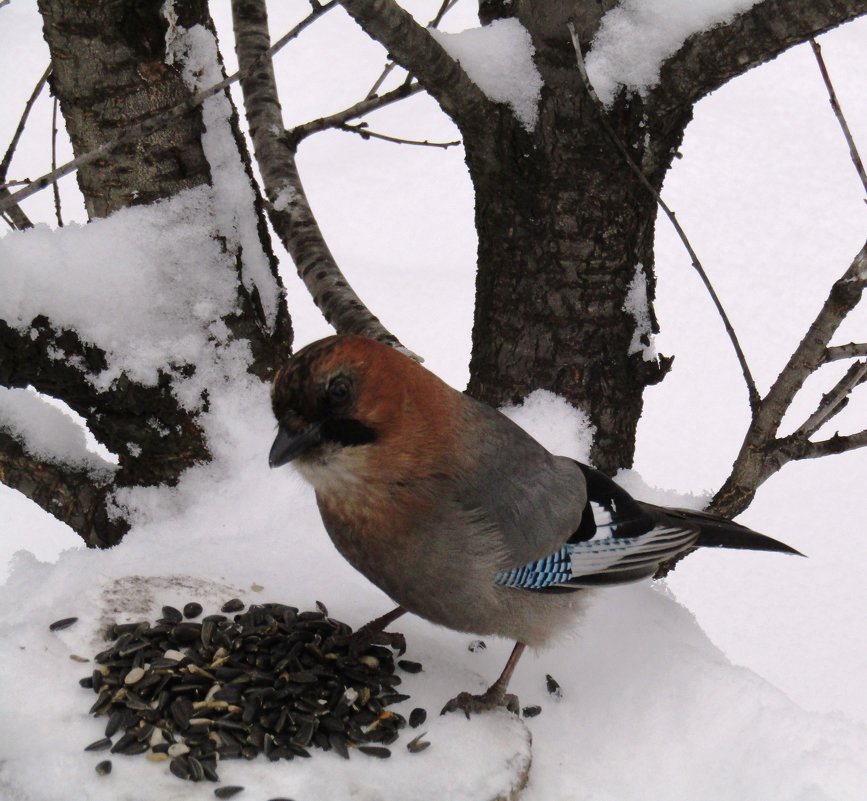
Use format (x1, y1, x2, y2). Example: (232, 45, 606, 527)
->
(2, 2, 866, 799)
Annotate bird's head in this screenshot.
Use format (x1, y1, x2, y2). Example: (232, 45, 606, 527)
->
(269, 335, 461, 490)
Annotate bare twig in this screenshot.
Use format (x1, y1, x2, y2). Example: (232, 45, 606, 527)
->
(568, 23, 761, 412)
(337, 0, 489, 128)
(0, 4, 337, 216)
(289, 82, 424, 145)
(708, 242, 867, 520)
(825, 342, 867, 362)
(787, 428, 867, 460)
(338, 122, 459, 148)
(51, 94, 63, 227)
(810, 38, 867, 200)
(232, 0, 418, 357)
(0, 65, 50, 230)
(792, 360, 867, 439)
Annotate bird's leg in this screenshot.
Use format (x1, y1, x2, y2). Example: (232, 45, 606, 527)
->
(327, 606, 407, 656)
(441, 641, 527, 718)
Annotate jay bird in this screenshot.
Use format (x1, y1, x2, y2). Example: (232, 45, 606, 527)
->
(269, 335, 801, 716)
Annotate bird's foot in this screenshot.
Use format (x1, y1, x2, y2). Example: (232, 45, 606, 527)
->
(440, 687, 520, 718)
(327, 624, 406, 657)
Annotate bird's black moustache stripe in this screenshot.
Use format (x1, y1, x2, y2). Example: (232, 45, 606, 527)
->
(321, 419, 377, 447)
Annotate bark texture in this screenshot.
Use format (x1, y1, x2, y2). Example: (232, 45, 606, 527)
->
(37, 0, 211, 220)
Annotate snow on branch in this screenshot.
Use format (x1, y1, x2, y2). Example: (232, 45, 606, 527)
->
(0, 387, 114, 477)
(231, 0, 417, 357)
(652, 0, 867, 115)
(0, 428, 128, 548)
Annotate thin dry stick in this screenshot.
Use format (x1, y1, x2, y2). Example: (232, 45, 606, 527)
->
(567, 22, 761, 412)
(51, 94, 63, 227)
(289, 82, 424, 145)
(0, 3, 337, 215)
(0, 65, 51, 230)
(338, 122, 460, 148)
(810, 38, 867, 200)
(792, 360, 867, 439)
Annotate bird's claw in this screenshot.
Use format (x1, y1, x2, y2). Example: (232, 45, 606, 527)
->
(327, 626, 407, 657)
(440, 689, 520, 718)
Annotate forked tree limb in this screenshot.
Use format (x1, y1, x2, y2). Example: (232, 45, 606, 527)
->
(232, 0, 416, 356)
(0, 65, 50, 230)
(707, 242, 867, 520)
(336, 0, 491, 131)
(288, 82, 425, 146)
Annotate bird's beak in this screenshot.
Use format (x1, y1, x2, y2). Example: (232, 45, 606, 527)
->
(269, 423, 322, 468)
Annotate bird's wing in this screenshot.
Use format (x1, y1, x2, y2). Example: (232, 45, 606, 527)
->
(494, 464, 700, 592)
(455, 397, 587, 567)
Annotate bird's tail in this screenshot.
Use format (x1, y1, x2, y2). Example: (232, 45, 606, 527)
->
(643, 503, 805, 556)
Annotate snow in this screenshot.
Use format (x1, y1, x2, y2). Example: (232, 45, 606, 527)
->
(623, 262, 658, 362)
(0, 387, 115, 476)
(430, 19, 543, 131)
(0, 188, 242, 395)
(2, 2, 867, 800)
(586, 0, 759, 106)
(165, 16, 283, 331)
(502, 390, 594, 464)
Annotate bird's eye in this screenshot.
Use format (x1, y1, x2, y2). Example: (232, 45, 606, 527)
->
(328, 376, 352, 406)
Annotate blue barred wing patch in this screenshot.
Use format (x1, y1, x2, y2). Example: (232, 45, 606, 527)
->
(494, 546, 573, 589)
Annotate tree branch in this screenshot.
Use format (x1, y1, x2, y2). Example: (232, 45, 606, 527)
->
(653, 0, 867, 116)
(810, 38, 867, 200)
(0, 430, 128, 548)
(782, 428, 867, 460)
(337, 122, 460, 149)
(232, 0, 417, 356)
(0, 65, 50, 230)
(336, 0, 492, 130)
(288, 82, 425, 146)
(825, 342, 867, 361)
(707, 241, 867, 520)
(791, 359, 867, 439)
(0, 317, 209, 486)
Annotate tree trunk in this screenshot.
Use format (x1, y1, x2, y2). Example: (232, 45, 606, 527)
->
(37, 0, 212, 220)
(0, 0, 292, 546)
(464, 24, 683, 473)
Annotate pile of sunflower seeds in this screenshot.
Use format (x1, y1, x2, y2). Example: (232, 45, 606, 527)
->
(78, 600, 427, 784)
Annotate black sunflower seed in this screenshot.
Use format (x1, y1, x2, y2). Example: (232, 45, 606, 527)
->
(214, 787, 244, 799)
(84, 737, 112, 752)
(409, 707, 427, 728)
(95, 760, 112, 775)
(358, 745, 391, 759)
(221, 599, 245, 613)
(49, 617, 78, 631)
(522, 705, 542, 718)
(183, 602, 203, 619)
